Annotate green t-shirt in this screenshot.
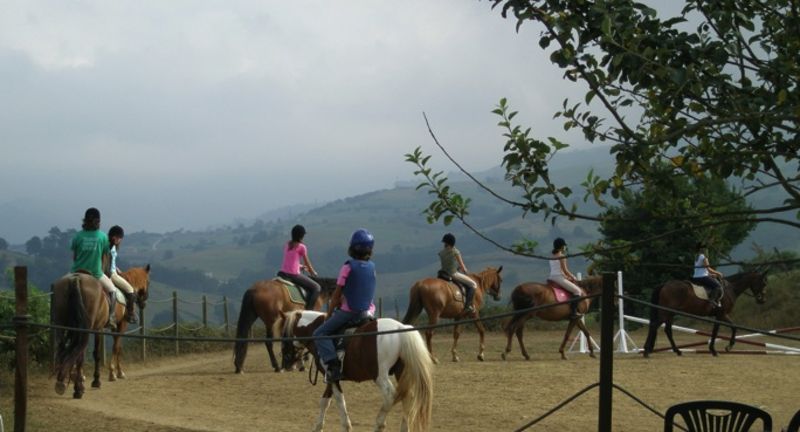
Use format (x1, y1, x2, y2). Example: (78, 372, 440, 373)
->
(70, 230, 110, 278)
(439, 246, 461, 275)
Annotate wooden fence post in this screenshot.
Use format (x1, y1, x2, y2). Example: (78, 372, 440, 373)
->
(223, 296, 230, 337)
(140, 305, 146, 362)
(14, 266, 30, 432)
(50, 283, 55, 372)
(173, 291, 179, 356)
(202, 295, 208, 328)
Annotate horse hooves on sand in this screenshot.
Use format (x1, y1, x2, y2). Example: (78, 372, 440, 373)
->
(91, 380, 101, 388)
(73, 392, 83, 399)
(501, 352, 507, 361)
(55, 382, 66, 395)
(477, 354, 484, 362)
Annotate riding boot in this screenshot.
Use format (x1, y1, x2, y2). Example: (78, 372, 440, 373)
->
(569, 294, 580, 319)
(124, 292, 138, 324)
(463, 287, 475, 314)
(324, 358, 342, 383)
(107, 293, 117, 331)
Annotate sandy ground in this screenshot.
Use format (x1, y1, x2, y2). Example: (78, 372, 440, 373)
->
(1, 329, 799, 431)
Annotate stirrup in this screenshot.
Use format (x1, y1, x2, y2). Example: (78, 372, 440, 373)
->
(463, 305, 475, 314)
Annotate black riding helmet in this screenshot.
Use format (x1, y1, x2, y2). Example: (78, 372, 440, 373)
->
(442, 233, 456, 246)
(553, 237, 567, 252)
(291, 225, 306, 242)
(109, 225, 125, 238)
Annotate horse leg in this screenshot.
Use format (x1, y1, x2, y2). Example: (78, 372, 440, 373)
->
(92, 332, 102, 388)
(708, 319, 721, 357)
(575, 319, 596, 359)
(725, 315, 736, 352)
(450, 321, 461, 363)
(264, 322, 282, 372)
(559, 320, 578, 360)
(74, 352, 86, 399)
(313, 384, 334, 432)
(664, 320, 682, 356)
(516, 325, 531, 361)
(331, 383, 353, 432)
(474, 317, 487, 362)
(374, 375, 396, 432)
(643, 317, 662, 358)
(502, 317, 517, 360)
(114, 333, 125, 379)
(425, 314, 440, 364)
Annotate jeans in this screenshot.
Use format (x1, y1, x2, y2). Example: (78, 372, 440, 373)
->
(313, 309, 361, 364)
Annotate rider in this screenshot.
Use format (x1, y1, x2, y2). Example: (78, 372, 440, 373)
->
(439, 233, 477, 314)
(69, 207, 118, 330)
(277, 224, 321, 310)
(547, 238, 582, 319)
(313, 228, 377, 383)
(108, 225, 138, 324)
(690, 242, 723, 307)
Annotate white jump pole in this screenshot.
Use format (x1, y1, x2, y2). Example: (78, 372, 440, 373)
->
(613, 271, 639, 353)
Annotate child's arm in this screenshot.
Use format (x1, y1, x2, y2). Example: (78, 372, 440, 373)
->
(329, 286, 343, 312)
(456, 253, 469, 274)
(560, 257, 577, 281)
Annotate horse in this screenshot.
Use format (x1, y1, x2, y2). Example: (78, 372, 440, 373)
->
(402, 266, 503, 363)
(52, 272, 111, 398)
(642, 270, 768, 357)
(108, 265, 151, 381)
(502, 275, 604, 361)
(233, 275, 337, 373)
(280, 310, 433, 432)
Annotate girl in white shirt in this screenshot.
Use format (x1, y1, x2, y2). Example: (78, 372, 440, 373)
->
(547, 238, 582, 318)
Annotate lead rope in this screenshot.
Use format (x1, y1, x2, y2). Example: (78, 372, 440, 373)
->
(308, 355, 320, 386)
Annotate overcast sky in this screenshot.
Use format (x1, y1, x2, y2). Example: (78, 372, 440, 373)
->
(1, 0, 591, 240)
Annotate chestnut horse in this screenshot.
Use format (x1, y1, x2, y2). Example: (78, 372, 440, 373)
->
(643, 270, 768, 357)
(502, 275, 604, 361)
(52, 272, 110, 398)
(108, 265, 151, 381)
(233, 275, 336, 373)
(280, 310, 433, 432)
(402, 266, 503, 363)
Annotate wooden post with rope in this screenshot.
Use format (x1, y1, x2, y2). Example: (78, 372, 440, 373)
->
(140, 304, 146, 362)
(14, 266, 30, 432)
(173, 291, 179, 356)
(223, 296, 230, 337)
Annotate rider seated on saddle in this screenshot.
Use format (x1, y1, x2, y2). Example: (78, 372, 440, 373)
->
(68, 207, 119, 330)
(277, 225, 321, 310)
(312, 228, 377, 383)
(690, 242, 723, 307)
(108, 225, 138, 324)
(547, 238, 582, 319)
(439, 233, 477, 314)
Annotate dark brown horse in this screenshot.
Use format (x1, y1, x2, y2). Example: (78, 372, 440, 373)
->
(280, 310, 433, 432)
(108, 265, 151, 381)
(643, 271, 768, 357)
(502, 275, 604, 361)
(233, 275, 336, 373)
(402, 266, 503, 363)
(52, 272, 111, 398)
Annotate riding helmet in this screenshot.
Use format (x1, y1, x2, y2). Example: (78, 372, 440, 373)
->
(350, 228, 374, 249)
(291, 224, 306, 242)
(442, 233, 456, 246)
(553, 237, 567, 251)
(109, 225, 125, 238)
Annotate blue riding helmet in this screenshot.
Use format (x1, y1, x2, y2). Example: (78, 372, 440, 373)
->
(350, 229, 374, 249)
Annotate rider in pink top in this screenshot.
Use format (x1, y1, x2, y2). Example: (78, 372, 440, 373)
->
(276, 225, 321, 310)
(336, 264, 376, 314)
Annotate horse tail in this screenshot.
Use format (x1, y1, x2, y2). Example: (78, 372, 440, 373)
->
(233, 288, 258, 373)
(643, 284, 663, 354)
(504, 287, 534, 336)
(54, 276, 90, 381)
(395, 325, 434, 432)
(401, 283, 424, 325)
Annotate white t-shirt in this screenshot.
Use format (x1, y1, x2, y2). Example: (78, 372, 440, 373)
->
(549, 254, 564, 278)
(693, 254, 708, 278)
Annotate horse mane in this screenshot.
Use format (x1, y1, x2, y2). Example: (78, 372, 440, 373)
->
(281, 309, 303, 338)
(576, 275, 603, 293)
(122, 266, 149, 288)
(471, 266, 500, 289)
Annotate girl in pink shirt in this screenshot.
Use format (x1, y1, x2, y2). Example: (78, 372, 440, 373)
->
(277, 225, 321, 309)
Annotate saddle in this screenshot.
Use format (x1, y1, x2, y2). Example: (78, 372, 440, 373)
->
(333, 312, 376, 354)
(437, 270, 468, 303)
(688, 281, 724, 302)
(274, 276, 307, 305)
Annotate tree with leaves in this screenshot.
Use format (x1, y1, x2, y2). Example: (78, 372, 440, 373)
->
(407, 1, 798, 272)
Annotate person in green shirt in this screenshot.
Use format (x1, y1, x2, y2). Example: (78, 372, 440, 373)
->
(439, 233, 478, 313)
(69, 207, 118, 329)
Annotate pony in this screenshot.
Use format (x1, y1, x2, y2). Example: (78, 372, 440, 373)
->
(402, 266, 503, 363)
(643, 270, 768, 357)
(280, 310, 434, 432)
(502, 275, 604, 361)
(108, 265, 151, 381)
(52, 272, 111, 398)
(233, 275, 337, 373)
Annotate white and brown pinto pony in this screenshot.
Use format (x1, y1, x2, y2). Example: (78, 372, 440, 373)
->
(280, 310, 434, 432)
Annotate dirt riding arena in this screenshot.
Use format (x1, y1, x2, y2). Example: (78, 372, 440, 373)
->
(3, 330, 799, 431)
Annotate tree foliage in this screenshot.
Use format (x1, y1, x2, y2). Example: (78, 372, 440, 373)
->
(408, 1, 799, 265)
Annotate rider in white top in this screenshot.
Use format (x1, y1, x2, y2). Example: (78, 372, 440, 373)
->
(547, 238, 583, 318)
(690, 242, 723, 307)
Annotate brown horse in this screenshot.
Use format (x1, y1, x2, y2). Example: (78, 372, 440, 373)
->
(502, 275, 604, 361)
(108, 265, 151, 381)
(52, 272, 111, 398)
(280, 310, 434, 432)
(402, 266, 503, 363)
(643, 270, 768, 357)
(233, 275, 336, 373)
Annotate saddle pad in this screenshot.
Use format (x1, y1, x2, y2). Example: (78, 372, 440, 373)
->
(547, 281, 584, 303)
(274, 277, 306, 305)
(690, 283, 710, 300)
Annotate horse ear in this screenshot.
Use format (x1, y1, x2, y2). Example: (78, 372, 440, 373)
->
(497, 265, 503, 273)
(145, 264, 151, 273)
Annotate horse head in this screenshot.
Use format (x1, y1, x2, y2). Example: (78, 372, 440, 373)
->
(124, 264, 151, 310)
(479, 266, 503, 301)
(750, 270, 768, 304)
(280, 310, 324, 371)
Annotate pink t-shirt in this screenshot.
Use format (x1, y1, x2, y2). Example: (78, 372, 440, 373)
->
(280, 242, 307, 275)
(336, 263, 376, 314)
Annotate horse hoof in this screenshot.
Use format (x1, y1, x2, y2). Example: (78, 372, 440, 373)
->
(676, 351, 682, 357)
(501, 352, 507, 361)
(55, 382, 66, 395)
(109, 375, 116, 382)
(725, 346, 732, 353)
(589, 353, 596, 359)
(73, 391, 83, 399)
(452, 356, 460, 363)
(524, 355, 531, 361)
(477, 354, 484, 362)
(118, 373, 126, 379)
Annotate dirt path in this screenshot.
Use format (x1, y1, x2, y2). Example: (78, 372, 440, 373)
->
(4, 330, 800, 431)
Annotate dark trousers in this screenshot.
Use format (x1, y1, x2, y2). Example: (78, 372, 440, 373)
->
(278, 272, 321, 309)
